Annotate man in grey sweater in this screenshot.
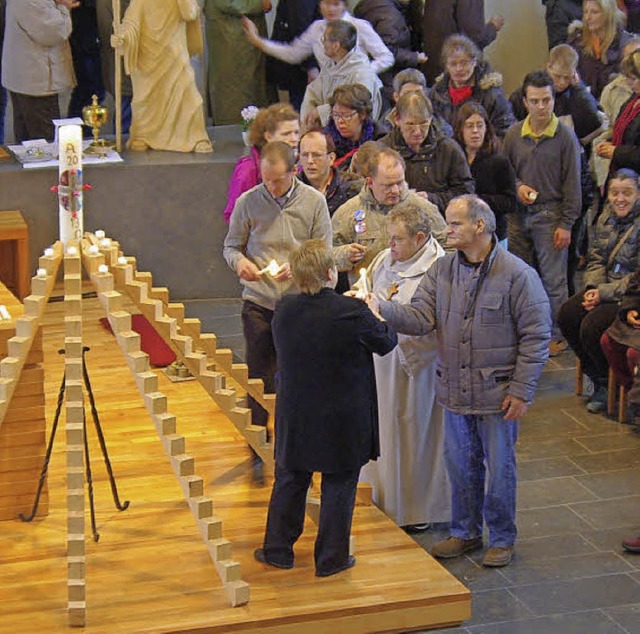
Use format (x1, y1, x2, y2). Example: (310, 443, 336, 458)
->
(504, 70, 581, 356)
(224, 141, 332, 482)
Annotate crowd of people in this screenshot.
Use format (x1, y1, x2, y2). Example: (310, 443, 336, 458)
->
(222, 0, 640, 575)
(5, 0, 640, 576)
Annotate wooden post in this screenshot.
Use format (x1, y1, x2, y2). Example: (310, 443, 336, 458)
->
(112, 0, 123, 153)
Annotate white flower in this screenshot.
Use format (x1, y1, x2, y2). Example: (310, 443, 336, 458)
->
(241, 105, 260, 124)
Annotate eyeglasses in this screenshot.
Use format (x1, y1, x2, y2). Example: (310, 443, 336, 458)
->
(332, 110, 359, 123)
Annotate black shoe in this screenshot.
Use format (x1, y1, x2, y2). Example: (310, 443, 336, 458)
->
(253, 548, 293, 570)
(402, 523, 432, 534)
(315, 556, 356, 577)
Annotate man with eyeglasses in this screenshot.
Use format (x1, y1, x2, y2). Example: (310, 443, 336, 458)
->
(300, 19, 382, 127)
(332, 144, 447, 285)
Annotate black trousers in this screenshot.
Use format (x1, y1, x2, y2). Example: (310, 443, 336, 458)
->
(558, 293, 619, 384)
(10, 91, 59, 143)
(241, 300, 276, 430)
(263, 463, 359, 574)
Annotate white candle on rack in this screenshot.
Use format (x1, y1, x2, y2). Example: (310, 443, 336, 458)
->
(58, 125, 83, 245)
(95, 230, 105, 239)
(44, 247, 54, 257)
(36, 268, 47, 278)
(88, 245, 99, 254)
(0, 305, 11, 320)
(117, 256, 127, 265)
(98, 264, 109, 274)
(67, 246, 78, 256)
(100, 238, 112, 248)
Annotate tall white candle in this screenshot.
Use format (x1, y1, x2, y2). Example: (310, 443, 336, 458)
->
(358, 268, 368, 296)
(58, 125, 83, 246)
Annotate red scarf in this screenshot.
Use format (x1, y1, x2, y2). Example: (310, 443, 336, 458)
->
(448, 84, 474, 106)
(612, 95, 640, 146)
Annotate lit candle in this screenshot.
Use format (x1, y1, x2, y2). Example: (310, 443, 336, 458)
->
(98, 264, 109, 274)
(67, 246, 78, 256)
(95, 230, 105, 239)
(100, 238, 112, 248)
(0, 305, 11, 320)
(58, 125, 83, 245)
(44, 247, 54, 257)
(259, 259, 281, 276)
(36, 268, 47, 278)
(117, 256, 127, 265)
(88, 245, 99, 254)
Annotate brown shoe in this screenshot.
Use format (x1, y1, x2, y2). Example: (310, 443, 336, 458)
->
(548, 339, 568, 357)
(482, 546, 514, 567)
(431, 536, 483, 559)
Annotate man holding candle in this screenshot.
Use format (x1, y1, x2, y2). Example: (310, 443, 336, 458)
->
(332, 144, 447, 286)
(365, 195, 551, 567)
(223, 141, 332, 483)
(255, 239, 397, 576)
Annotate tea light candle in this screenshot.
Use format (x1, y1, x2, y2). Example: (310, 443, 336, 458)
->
(36, 268, 47, 278)
(100, 238, 112, 248)
(88, 245, 99, 254)
(0, 305, 11, 320)
(117, 256, 127, 265)
(95, 230, 105, 239)
(67, 246, 78, 256)
(44, 247, 54, 257)
(98, 264, 109, 274)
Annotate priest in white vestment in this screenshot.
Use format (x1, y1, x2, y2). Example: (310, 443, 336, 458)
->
(360, 201, 451, 531)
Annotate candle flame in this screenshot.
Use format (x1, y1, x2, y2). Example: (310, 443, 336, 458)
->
(266, 259, 280, 276)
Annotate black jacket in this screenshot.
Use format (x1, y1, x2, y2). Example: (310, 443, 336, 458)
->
(299, 167, 363, 216)
(273, 288, 397, 473)
(509, 80, 601, 141)
(429, 63, 515, 138)
(380, 126, 475, 213)
(542, 0, 583, 48)
(470, 152, 516, 241)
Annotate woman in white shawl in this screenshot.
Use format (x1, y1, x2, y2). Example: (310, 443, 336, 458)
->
(360, 201, 451, 532)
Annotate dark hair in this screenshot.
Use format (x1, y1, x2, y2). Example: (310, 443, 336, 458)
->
(329, 83, 373, 116)
(522, 70, 556, 98)
(453, 102, 499, 156)
(300, 128, 336, 154)
(325, 19, 357, 52)
(610, 167, 640, 186)
(392, 68, 428, 95)
(261, 141, 296, 171)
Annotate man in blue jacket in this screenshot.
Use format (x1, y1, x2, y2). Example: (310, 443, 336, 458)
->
(367, 195, 551, 567)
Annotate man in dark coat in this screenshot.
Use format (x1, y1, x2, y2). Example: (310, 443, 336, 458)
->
(267, 0, 320, 111)
(255, 239, 397, 577)
(542, 0, 583, 48)
(354, 0, 427, 106)
(421, 0, 504, 83)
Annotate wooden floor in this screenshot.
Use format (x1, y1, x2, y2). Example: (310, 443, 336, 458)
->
(0, 292, 469, 634)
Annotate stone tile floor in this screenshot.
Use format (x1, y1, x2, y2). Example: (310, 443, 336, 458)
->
(193, 299, 640, 633)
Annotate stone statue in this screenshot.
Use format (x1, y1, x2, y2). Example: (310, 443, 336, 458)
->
(113, 0, 213, 152)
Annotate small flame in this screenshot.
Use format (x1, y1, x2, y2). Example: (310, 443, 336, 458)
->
(266, 259, 280, 276)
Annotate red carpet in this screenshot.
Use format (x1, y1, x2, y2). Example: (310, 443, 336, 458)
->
(99, 314, 176, 367)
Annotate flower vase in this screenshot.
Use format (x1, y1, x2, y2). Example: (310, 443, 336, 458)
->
(242, 130, 250, 147)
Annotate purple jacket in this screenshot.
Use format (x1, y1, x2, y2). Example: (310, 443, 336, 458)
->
(223, 146, 261, 224)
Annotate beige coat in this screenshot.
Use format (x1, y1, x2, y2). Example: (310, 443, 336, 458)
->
(2, 0, 75, 96)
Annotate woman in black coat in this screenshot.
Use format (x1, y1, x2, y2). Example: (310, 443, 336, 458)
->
(453, 102, 515, 242)
(255, 240, 397, 577)
(379, 91, 475, 214)
(429, 33, 515, 138)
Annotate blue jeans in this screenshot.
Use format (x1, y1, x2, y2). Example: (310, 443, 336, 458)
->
(508, 206, 568, 340)
(444, 410, 519, 548)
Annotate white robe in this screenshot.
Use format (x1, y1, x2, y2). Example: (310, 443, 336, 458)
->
(360, 238, 451, 526)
